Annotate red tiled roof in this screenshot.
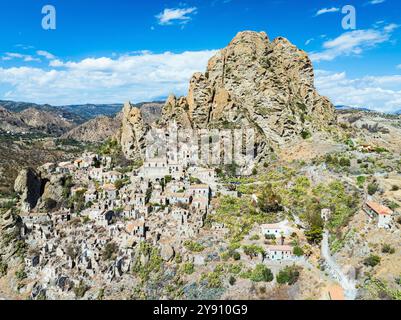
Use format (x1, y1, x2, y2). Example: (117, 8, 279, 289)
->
(328, 285, 345, 300)
(366, 201, 393, 216)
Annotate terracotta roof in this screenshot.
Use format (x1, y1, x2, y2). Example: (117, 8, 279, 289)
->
(190, 184, 209, 189)
(261, 223, 282, 230)
(366, 201, 393, 215)
(267, 245, 293, 252)
(103, 184, 116, 191)
(328, 285, 345, 300)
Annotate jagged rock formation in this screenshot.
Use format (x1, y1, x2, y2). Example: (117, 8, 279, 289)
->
(119, 102, 149, 161)
(61, 115, 120, 143)
(14, 168, 42, 213)
(0, 209, 23, 261)
(136, 102, 163, 125)
(160, 31, 337, 156)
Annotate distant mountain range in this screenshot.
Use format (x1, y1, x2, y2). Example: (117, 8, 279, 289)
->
(336, 105, 401, 115)
(0, 100, 165, 124)
(0, 99, 164, 139)
(0, 100, 125, 124)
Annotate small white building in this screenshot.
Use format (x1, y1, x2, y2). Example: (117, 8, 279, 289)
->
(103, 171, 123, 184)
(141, 158, 169, 180)
(189, 184, 210, 198)
(89, 168, 103, 181)
(261, 221, 293, 238)
(321, 208, 332, 222)
(85, 188, 98, 203)
(364, 201, 393, 229)
(167, 192, 191, 206)
(266, 245, 294, 261)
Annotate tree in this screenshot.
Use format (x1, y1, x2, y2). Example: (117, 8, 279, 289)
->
(367, 182, 379, 196)
(293, 246, 304, 257)
(258, 184, 282, 213)
(363, 255, 381, 267)
(276, 266, 300, 285)
(305, 226, 323, 245)
(243, 245, 265, 260)
(250, 264, 273, 282)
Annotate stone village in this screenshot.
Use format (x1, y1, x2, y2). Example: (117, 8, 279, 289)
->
(9, 116, 396, 300)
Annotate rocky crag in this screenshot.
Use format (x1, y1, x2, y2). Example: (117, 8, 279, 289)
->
(157, 31, 337, 160)
(119, 102, 150, 162)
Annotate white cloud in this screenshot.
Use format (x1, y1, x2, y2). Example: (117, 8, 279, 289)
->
(310, 24, 398, 62)
(368, 0, 385, 5)
(397, 64, 401, 69)
(1, 52, 40, 62)
(315, 70, 401, 113)
(315, 7, 340, 16)
(36, 50, 56, 60)
(156, 7, 197, 25)
(0, 50, 217, 105)
(305, 38, 314, 46)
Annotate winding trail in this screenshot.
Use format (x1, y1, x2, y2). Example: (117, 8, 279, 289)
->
(321, 231, 357, 300)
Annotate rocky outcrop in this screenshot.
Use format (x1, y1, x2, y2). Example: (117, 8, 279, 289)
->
(160, 244, 175, 262)
(161, 95, 192, 128)
(14, 168, 42, 213)
(119, 102, 149, 161)
(62, 116, 120, 143)
(159, 31, 337, 157)
(0, 210, 23, 261)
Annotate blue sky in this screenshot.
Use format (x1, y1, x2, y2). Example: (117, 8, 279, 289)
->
(0, 0, 400, 112)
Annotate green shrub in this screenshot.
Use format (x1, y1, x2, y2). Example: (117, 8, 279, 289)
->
(232, 251, 241, 261)
(382, 244, 395, 254)
(242, 245, 265, 259)
(0, 259, 8, 277)
(305, 226, 323, 244)
(229, 276, 236, 286)
(367, 183, 379, 196)
(301, 130, 312, 140)
(181, 262, 195, 275)
(102, 242, 118, 261)
(363, 255, 381, 267)
(276, 266, 300, 285)
(293, 246, 304, 257)
(15, 268, 27, 281)
(264, 234, 276, 240)
(249, 264, 273, 282)
(183, 241, 205, 253)
(357, 176, 366, 188)
(73, 281, 90, 299)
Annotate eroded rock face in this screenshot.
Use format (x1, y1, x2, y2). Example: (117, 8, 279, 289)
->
(119, 102, 149, 161)
(160, 244, 175, 262)
(14, 168, 42, 213)
(159, 31, 337, 157)
(61, 116, 120, 143)
(0, 210, 23, 261)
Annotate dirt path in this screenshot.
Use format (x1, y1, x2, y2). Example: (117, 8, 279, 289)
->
(321, 230, 357, 300)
